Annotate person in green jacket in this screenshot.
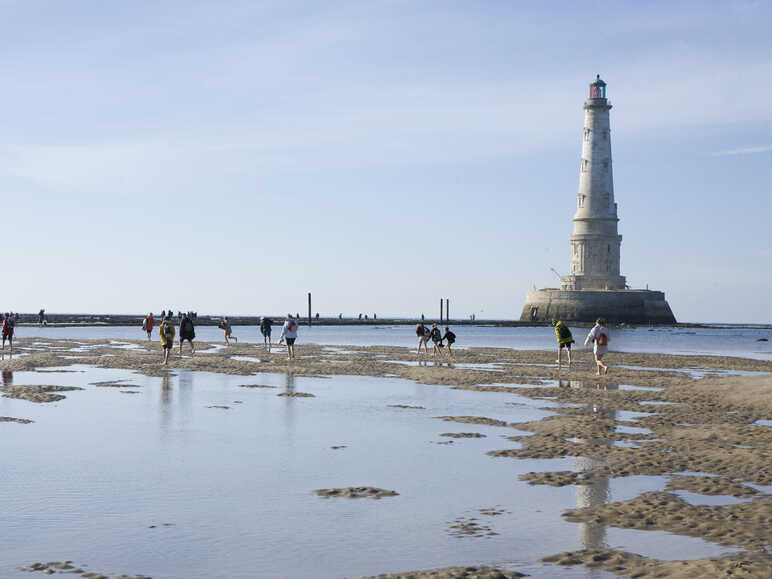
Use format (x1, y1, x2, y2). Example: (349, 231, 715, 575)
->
(159, 315, 175, 366)
(551, 319, 575, 369)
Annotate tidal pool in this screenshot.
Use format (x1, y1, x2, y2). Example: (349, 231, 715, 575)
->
(0, 366, 742, 578)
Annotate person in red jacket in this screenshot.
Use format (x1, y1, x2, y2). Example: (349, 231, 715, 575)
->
(142, 313, 155, 341)
(2, 312, 14, 351)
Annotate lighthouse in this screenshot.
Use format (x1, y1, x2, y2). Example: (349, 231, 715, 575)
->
(520, 76, 675, 324)
(561, 75, 625, 291)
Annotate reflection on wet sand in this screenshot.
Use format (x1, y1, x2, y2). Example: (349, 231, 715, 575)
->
(568, 379, 618, 551)
(283, 371, 296, 434)
(159, 373, 172, 434)
(559, 378, 620, 392)
(2, 369, 12, 387)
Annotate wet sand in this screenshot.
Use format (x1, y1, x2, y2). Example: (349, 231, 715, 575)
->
(2, 337, 771, 577)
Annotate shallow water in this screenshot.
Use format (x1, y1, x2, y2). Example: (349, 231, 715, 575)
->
(15, 324, 772, 360)
(0, 367, 745, 578)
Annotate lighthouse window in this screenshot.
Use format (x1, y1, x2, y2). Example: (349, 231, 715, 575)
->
(581, 159, 588, 172)
(603, 159, 609, 169)
(584, 128, 591, 141)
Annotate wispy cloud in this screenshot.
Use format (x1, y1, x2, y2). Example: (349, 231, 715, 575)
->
(713, 145, 772, 156)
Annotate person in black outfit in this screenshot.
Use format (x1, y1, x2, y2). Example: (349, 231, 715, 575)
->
(178, 312, 196, 354)
(442, 326, 456, 357)
(429, 323, 443, 357)
(260, 316, 273, 350)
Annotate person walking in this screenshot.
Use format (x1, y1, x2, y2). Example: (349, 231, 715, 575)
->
(416, 322, 430, 354)
(2, 312, 14, 351)
(159, 315, 175, 365)
(429, 323, 443, 357)
(260, 316, 273, 350)
(584, 318, 610, 375)
(38, 309, 45, 326)
(551, 319, 575, 369)
(220, 316, 237, 344)
(278, 314, 298, 360)
(442, 326, 456, 357)
(178, 312, 195, 354)
(142, 313, 155, 341)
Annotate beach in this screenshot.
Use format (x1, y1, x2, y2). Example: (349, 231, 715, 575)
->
(1, 335, 770, 578)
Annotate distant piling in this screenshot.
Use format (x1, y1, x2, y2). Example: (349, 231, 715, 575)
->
(308, 293, 312, 326)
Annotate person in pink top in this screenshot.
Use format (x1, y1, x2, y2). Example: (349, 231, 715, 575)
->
(584, 318, 610, 375)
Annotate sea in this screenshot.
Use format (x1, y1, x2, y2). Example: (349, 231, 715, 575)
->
(16, 323, 772, 361)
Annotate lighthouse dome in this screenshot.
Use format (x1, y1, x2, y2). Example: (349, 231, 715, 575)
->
(589, 75, 606, 99)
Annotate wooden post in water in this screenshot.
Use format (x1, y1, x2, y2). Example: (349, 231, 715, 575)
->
(440, 299, 443, 324)
(308, 293, 312, 326)
(446, 298, 450, 323)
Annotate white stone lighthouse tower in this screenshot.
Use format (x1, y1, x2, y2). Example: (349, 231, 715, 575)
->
(520, 75, 676, 324)
(561, 75, 626, 291)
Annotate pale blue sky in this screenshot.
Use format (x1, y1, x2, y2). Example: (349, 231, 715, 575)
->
(1, 1, 770, 322)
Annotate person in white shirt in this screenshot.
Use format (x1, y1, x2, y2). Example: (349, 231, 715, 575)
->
(278, 314, 299, 360)
(584, 318, 610, 376)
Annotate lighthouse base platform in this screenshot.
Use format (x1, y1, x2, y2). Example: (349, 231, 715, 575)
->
(520, 289, 676, 324)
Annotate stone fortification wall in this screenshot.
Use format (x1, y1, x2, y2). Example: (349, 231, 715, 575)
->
(520, 289, 676, 324)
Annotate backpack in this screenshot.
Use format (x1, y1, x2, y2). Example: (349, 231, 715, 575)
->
(288, 320, 296, 332)
(557, 324, 572, 340)
(163, 324, 173, 339)
(596, 332, 608, 346)
(183, 318, 193, 333)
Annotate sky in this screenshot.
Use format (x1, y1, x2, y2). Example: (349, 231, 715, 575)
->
(0, 0, 770, 322)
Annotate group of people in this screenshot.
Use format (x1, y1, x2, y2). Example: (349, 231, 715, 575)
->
(551, 317, 610, 375)
(142, 312, 612, 371)
(145, 313, 300, 365)
(415, 322, 456, 357)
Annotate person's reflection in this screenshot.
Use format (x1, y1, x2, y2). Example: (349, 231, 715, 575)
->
(159, 373, 172, 433)
(282, 371, 296, 435)
(2, 369, 13, 387)
(177, 370, 193, 418)
(284, 371, 296, 395)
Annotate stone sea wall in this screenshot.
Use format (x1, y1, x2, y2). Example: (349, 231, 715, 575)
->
(520, 289, 677, 324)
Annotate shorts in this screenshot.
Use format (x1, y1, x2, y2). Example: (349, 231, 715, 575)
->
(559, 342, 572, 350)
(261, 328, 271, 336)
(162, 343, 173, 350)
(2, 331, 12, 338)
(285, 337, 296, 345)
(180, 333, 194, 342)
